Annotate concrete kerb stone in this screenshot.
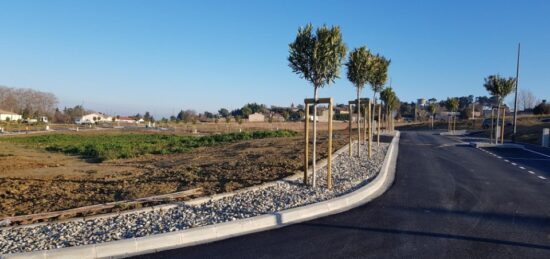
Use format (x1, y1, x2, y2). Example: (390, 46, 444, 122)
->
(440, 130, 467, 136)
(2, 132, 400, 259)
(469, 142, 525, 149)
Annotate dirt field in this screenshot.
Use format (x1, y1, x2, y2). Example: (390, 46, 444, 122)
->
(0, 127, 354, 218)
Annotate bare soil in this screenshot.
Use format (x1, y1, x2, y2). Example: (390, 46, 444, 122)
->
(0, 129, 353, 217)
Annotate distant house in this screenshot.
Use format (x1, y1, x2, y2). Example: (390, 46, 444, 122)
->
(115, 116, 136, 123)
(309, 109, 333, 122)
(0, 109, 22, 121)
(248, 112, 265, 122)
(435, 111, 460, 121)
(115, 116, 145, 124)
(75, 113, 112, 124)
(271, 113, 285, 122)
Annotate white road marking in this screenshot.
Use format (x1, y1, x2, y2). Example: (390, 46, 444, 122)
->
(497, 156, 502, 159)
(538, 176, 546, 180)
(528, 171, 535, 174)
(511, 163, 517, 166)
(523, 148, 550, 159)
(504, 160, 510, 162)
(519, 166, 525, 169)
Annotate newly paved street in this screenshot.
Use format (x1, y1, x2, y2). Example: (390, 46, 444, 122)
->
(137, 131, 550, 258)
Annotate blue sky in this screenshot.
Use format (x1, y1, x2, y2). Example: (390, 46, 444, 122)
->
(0, 0, 548, 117)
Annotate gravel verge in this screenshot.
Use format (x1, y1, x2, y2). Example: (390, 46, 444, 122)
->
(0, 142, 388, 254)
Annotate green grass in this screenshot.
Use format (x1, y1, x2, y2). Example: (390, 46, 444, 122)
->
(1, 130, 297, 162)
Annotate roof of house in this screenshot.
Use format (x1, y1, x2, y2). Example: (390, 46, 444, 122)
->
(0, 109, 20, 115)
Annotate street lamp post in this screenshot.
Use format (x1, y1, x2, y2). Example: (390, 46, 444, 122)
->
(512, 43, 521, 142)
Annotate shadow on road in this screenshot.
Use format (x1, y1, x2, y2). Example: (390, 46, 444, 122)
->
(301, 222, 550, 251)
(385, 205, 550, 228)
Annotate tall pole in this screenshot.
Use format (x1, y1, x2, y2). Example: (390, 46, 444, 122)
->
(512, 43, 521, 142)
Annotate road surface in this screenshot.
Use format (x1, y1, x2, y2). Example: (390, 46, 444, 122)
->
(135, 131, 550, 258)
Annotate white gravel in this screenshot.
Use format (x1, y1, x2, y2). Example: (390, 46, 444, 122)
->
(0, 142, 388, 255)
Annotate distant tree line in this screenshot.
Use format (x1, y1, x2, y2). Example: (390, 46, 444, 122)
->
(0, 85, 58, 118)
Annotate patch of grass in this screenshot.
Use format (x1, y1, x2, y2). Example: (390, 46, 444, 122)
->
(0, 130, 297, 162)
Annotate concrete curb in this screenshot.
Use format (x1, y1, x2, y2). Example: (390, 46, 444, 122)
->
(440, 130, 467, 136)
(469, 142, 524, 148)
(2, 132, 400, 259)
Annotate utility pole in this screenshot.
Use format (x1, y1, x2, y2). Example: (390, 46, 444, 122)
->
(512, 43, 521, 142)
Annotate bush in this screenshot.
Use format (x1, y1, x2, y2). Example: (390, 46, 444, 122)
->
(533, 102, 550, 115)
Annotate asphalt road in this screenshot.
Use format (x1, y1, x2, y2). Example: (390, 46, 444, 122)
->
(135, 131, 550, 259)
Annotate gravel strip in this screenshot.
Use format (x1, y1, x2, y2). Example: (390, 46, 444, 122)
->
(0, 142, 388, 254)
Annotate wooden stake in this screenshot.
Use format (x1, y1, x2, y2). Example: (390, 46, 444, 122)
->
(501, 107, 506, 144)
(491, 108, 495, 144)
(377, 104, 381, 146)
(327, 100, 333, 190)
(368, 100, 372, 158)
(364, 104, 368, 143)
(348, 103, 352, 157)
(304, 103, 310, 185)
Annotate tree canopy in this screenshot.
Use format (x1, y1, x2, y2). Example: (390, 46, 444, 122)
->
(446, 97, 459, 112)
(288, 23, 347, 88)
(380, 87, 399, 111)
(346, 46, 372, 89)
(483, 75, 516, 104)
(367, 54, 391, 96)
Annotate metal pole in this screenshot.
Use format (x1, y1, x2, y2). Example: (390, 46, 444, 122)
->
(512, 43, 521, 142)
(327, 100, 333, 190)
(304, 103, 310, 185)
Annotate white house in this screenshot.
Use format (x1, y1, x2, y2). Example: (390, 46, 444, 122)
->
(75, 113, 113, 124)
(248, 113, 265, 122)
(115, 116, 145, 124)
(115, 116, 136, 123)
(0, 109, 22, 121)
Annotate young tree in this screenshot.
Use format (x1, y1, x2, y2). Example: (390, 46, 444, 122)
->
(367, 54, 390, 145)
(288, 23, 347, 187)
(381, 87, 399, 132)
(428, 103, 438, 129)
(446, 97, 459, 132)
(483, 75, 516, 140)
(346, 46, 372, 156)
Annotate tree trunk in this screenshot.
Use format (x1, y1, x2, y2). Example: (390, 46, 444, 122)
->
(356, 87, 361, 157)
(312, 86, 318, 187)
